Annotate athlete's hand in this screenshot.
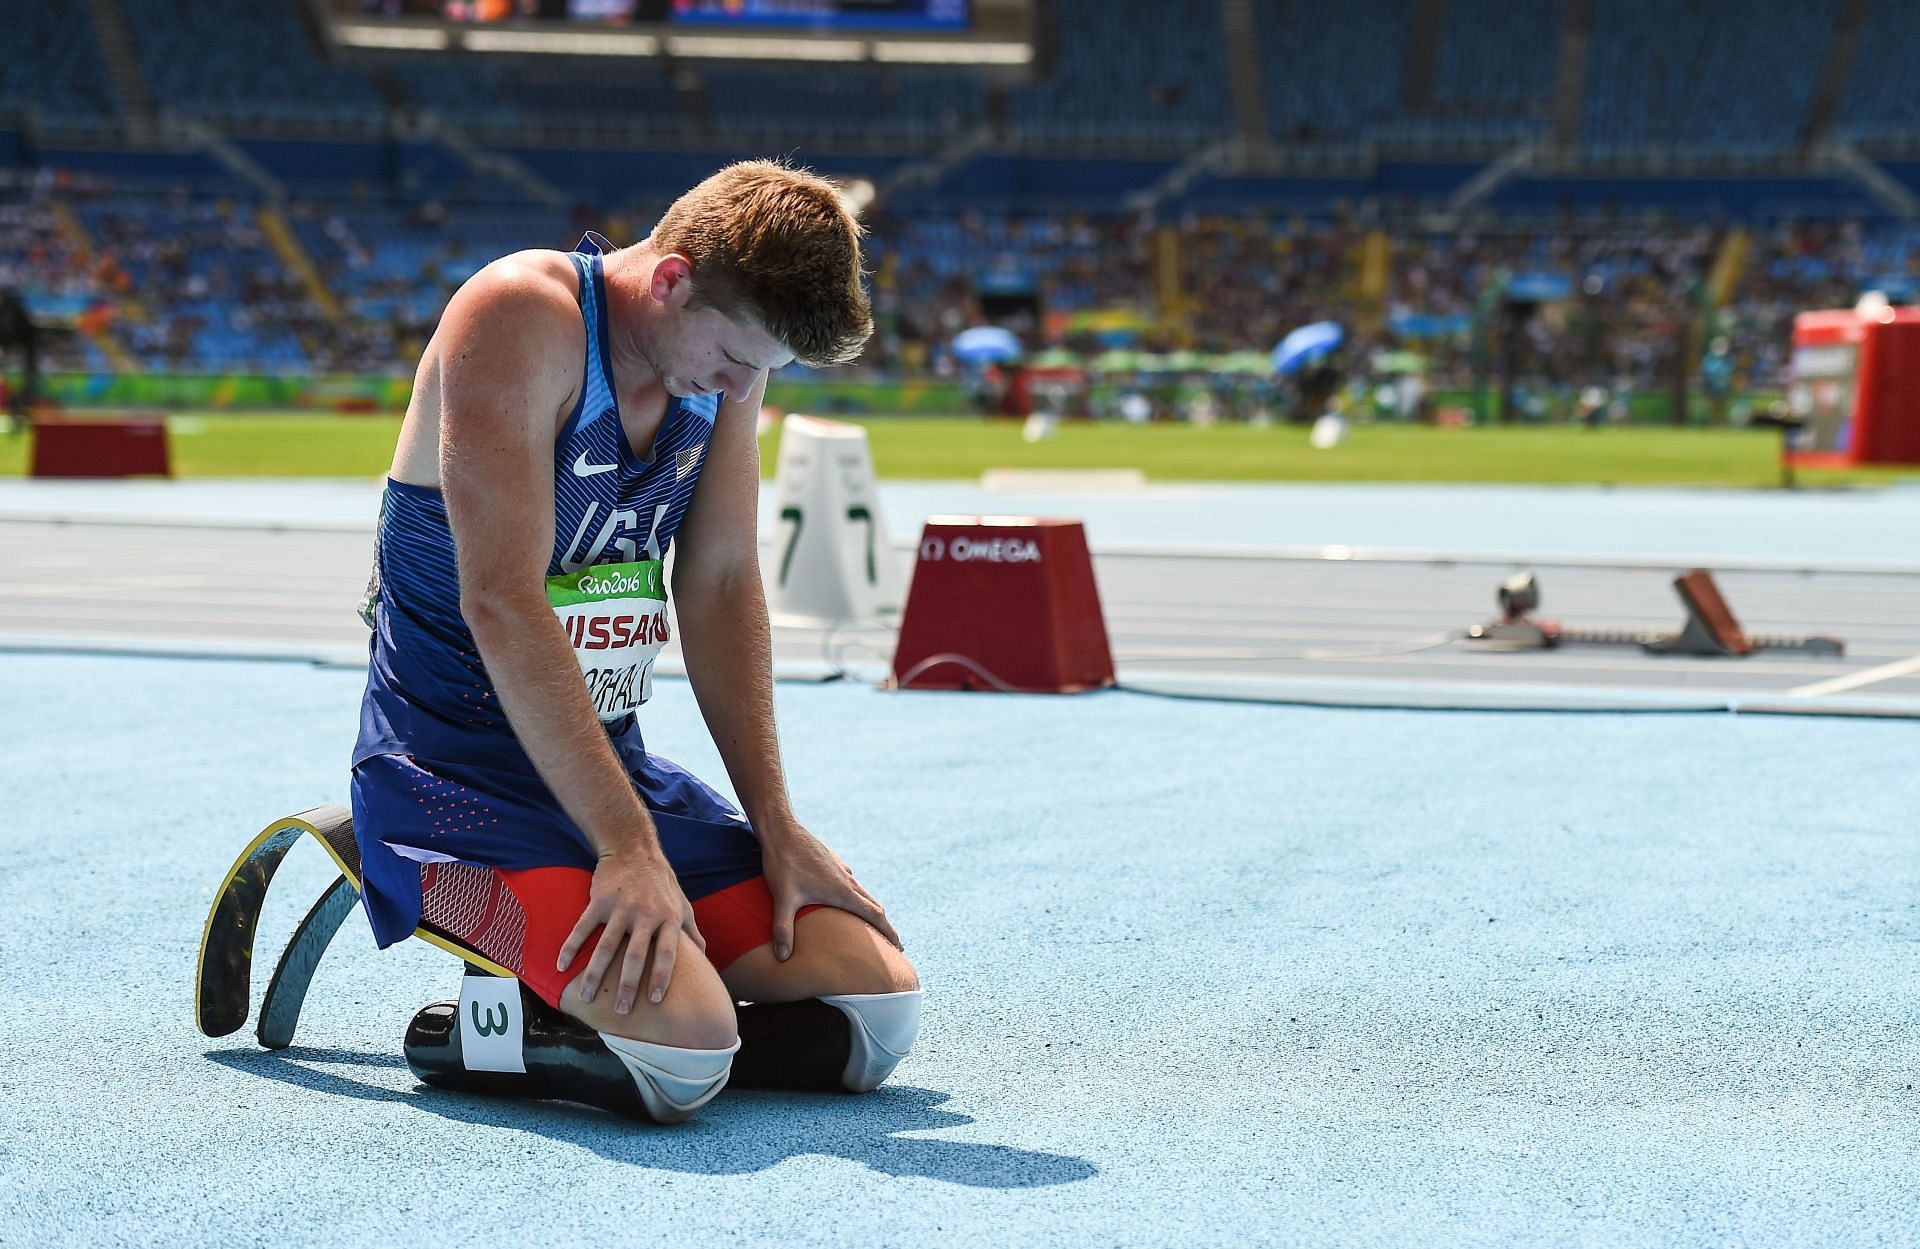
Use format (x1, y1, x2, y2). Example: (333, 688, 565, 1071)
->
(759, 818, 901, 961)
(559, 843, 704, 1013)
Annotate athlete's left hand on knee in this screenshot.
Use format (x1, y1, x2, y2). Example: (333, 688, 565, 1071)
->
(758, 820, 901, 962)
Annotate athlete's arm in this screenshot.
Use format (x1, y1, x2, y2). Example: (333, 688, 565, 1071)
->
(672, 376, 901, 960)
(436, 261, 699, 1014)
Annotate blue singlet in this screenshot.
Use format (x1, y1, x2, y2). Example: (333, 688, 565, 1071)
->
(348, 232, 756, 949)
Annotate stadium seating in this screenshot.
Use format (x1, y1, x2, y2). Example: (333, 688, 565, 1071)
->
(1007, 0, 1232, 150)
(1252, 0, 1552, 148)
(872, 215, 1110, 312)
(14, 0, 1920, 394)
(14, 167, 1920, 394)
(704, 67, 986, 151)
(0, 186, 114, 370)
(0, 0, 120, 128)
(377, 52, 686, 143)
(121, 0, 383, 133)
(291, 203, 570, 329)
(1259, 0, 1411, 144)
(1831, 2, 1920, 148)
(1421, 0, 1560, 145)
(1580, 0, 1831, 158)
(72, 197, 318, 369)
(14, 0, 1904, 164)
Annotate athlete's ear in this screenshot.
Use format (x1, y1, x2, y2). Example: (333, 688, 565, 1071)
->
(650, 254, 694, 304)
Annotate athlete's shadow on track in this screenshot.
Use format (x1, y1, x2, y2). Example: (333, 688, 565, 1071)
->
(208, 1046, 1096, 1189)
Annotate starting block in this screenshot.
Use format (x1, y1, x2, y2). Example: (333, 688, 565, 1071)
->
(31, 413, 171, 478)
(1466, 570, 1844, 657)
(890, 516, 1114, 693)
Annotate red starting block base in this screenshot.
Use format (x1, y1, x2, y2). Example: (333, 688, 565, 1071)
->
(30, 414, 172, 478)
(890, 516, 1115, 694)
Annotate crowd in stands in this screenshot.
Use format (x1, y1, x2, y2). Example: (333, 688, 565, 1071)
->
(0, 172, 118, 371)
(13, 159, 1920, 414)
(287, 201, 577, 369)
(1383, 225, 1722, 393)
(12, 0, 1920, 422)
(76, 195, 321, 369)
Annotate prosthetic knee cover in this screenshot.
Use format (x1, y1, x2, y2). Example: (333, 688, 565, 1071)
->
(731, 990, 922, 1093)
(403, 974, 737, 1125)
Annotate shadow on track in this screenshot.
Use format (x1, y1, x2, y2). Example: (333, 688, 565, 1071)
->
(207, 1047, 1097, 1190)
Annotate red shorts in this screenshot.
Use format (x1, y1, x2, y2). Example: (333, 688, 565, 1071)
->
(418, 860, 819, 1009)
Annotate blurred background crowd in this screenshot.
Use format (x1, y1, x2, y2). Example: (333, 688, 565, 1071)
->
(7, 0, 1920, 424)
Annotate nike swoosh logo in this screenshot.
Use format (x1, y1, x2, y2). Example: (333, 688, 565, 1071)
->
(572, 451, 619, 477)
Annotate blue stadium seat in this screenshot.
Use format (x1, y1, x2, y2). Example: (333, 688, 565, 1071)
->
(1007, 0, 1232, 150)
(376, 52, 684, 141)
(293, 202, 570, 339)
(703, 67, 984, 150)
(1832, 2, 1920, 147)
(0, 0, 120, 126)
(1580, 0, 1829, 154)
(1259, 0, 1410, 143)
(1420, 0, 1559, 144)
(75, 197, 316, 369)
(122, 0, 383, 132)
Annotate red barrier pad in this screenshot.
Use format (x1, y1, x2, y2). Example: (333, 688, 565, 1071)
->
(891, 516, 1114, 693)
(31, 415, 172, 478)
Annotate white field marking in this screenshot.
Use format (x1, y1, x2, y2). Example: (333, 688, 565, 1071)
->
(1104, 640, 1737, 671)
(0, 602, 357, 630)
(1788, 653, 1920, 698)
(0, 633, 369, 666)
(0, 582, 358, 606)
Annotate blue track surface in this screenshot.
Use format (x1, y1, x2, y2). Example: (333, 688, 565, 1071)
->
(2, 654, 1918, 1246)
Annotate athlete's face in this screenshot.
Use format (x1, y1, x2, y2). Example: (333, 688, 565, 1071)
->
(644, 254, 793, 399)
(654, 303, 790, 399)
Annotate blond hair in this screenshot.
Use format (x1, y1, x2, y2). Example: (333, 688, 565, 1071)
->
(651, 159, 872, 368)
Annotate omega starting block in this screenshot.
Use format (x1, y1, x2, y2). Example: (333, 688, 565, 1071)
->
(1465, 570, 1844, 657)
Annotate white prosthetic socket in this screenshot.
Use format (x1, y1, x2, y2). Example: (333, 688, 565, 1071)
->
(818, 990, 923, 1092)
(599, 1033, 741, 1124)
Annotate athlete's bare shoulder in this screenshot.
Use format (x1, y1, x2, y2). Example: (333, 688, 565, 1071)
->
(463, 248, 583, 313)
(439, 249, 586, 371)
(391, 249, 588, 486)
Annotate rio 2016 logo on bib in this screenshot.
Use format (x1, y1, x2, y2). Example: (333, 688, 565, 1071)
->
(547, 559, 670, 721)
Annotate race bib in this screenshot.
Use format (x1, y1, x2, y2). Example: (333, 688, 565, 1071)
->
(457, 975, 526, 1073)
(547, 559, 670, 722)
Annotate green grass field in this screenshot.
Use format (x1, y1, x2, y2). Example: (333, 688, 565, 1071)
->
(1, 412, 1913, 488)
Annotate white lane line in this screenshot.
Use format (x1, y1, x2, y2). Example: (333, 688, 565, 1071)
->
(1789, 653, 1920, 698)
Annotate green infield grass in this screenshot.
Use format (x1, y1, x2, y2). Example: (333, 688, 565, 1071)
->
(0, 412, 1913, 488)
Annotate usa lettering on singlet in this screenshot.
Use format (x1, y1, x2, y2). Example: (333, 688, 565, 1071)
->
(346, 231, 741, 951)
(354, 230, 721, 773)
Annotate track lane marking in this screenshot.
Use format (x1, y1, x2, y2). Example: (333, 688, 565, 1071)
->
(1789, 653, 1920, 697)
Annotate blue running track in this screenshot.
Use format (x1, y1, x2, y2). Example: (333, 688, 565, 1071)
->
(2, 653, 1916, 1246)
